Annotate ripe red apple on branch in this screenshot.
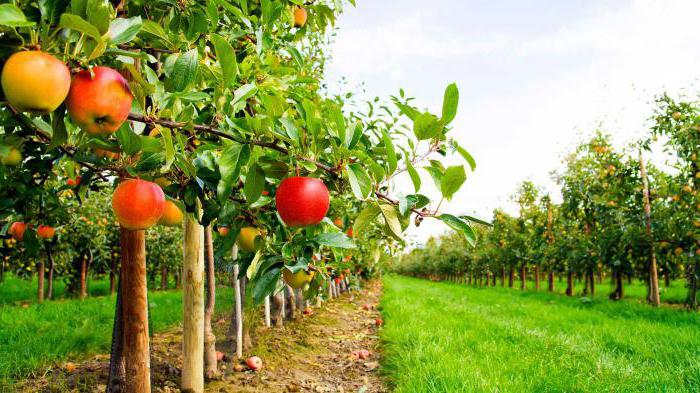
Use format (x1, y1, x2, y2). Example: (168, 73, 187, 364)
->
(66, 66, 133, 136)
(0, 51, 70, 113)
(111, 179, 165, 230)
(8, 221, 27, 241)
(275, 176, 330, 227)
(158, 200, 184, 227)
(37, 225, 55, 239)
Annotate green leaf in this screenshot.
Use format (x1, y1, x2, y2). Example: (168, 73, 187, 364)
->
(210, 33, 238, 88)
(0, 4, 35, 27)
(354, 205, 381, 234)
(246, 250, 263, 279)
(140, 20, 170, 42)
(279, 117, 299, 142)
(398, 194, 430, 215)
(219, 142, 244, 185)
(393, 100, 419, 120)
(314, 232, 356, 249)
(86, 0, 111, 34)
(456, 144, 476, 171)
(441, 83, 459, 124)
(169, 49, 198, 91)
(160, 127, 175, 171)
(244, 163, 265, 204)
(439, 214, 476, 246)
(424, 166, 443, 193)
(59, 13, 101, 39)
(406, 160, 421, 192)
(107, 16, 142, 44)
(460, 214, 492, 227)
(115, 123, 142, 155)
(379, 203, 402, 240)
(232, 83, 258, 106)
(253, 267, 281, 304)
(413, 112, 443, 140)
(440, 165, 466, 200)
(48, 108, 67, 151)
(347, 163, 372, 200)
(382, 130, 397, 175)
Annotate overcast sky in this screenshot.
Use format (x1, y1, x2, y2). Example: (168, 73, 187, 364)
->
(324, 0, 700, 244)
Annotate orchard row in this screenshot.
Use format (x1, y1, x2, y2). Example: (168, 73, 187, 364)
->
(396, 94, 699, 310)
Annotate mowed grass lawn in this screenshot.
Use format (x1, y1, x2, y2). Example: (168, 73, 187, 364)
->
(0, 280, 233, 388)
(380, 275, 700, 393)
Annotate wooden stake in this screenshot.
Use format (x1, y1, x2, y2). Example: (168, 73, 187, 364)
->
(233, 258, 243, 359)
(264, 296, 271, 328)
(182, 213, 204, 393)
(119, 227, 151, 393)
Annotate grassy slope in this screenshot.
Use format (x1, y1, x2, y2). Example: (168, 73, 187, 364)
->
(0, 283, 233, 385)
(380, 275, 700, 393)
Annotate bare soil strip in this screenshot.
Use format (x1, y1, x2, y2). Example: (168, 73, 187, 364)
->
(18, 281, 386, 393)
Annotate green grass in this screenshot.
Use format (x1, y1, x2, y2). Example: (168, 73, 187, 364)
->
(0, 275, 113, 305)
(0, 284, 233, 387)
(380, 275, 700, 393)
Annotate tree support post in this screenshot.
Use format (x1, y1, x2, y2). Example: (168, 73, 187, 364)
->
(182, 213, 204, 393)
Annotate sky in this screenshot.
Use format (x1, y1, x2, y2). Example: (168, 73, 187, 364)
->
(324, 0, 700, 244)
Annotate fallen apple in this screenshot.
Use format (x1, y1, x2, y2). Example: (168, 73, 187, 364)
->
(246, 356, 263, 371)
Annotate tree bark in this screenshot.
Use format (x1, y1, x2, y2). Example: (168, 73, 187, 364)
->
(110, 255, 117, 295)
(664, 271, 670, 288)
(588, 269, 596, 296)
(508, 267, 514, 288)
(80, 253, 88, 299)
(534, 265, 540, 291)
(107, 278, 126, 393)
(609, 269, 623, 301)
(232, 262, 243, 358)
(272, 292, 284, 327)
(264, 296, 271, 328)
(203, 226, 218, 379)
(182, 213, 205, 393)
(46, 243, 55, 300)
(501, 268, 505, 287)
(37, 259, 45, 303)
(520, 263, 526, 290)
(119, 227, 150, 393)
(639, 151, 660, 306)
(687, 262, 699, 310)
(548, 271, 554, 292)
(565, 271, 573, 296)
(160, 266, 168, 290)
(285, 285, 296, 319)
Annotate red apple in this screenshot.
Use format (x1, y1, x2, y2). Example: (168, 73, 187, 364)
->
(303, 307, 313, 316)
(346, 228, 353, 238)
(1, 51, 71, 113)
(37, 225, 55, 239)
(111, 179, 165, 230)
(157, 200, 184, 227)
(8, 221, 26, 241)
(275, 176, 329, 227)
(66, 66, 133, 136)
(216, 351, 225, 362)
(246, 356, 263, 371)
(218, 226, 230, 236)
(67, 176, 81, 187)
(375, 318, 384, 327)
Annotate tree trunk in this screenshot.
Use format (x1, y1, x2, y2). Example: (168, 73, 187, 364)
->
(610, 269, 623, 301)
(508, 267, 514, 288)
(534, 265, 540, 291)
(272, 292, 284, 327)
(589, 269, 596, 297)
(664, 271, 670, 288)
(232, 262, 243, 358)
(548, 271, 554, 292)
(182, 213, 205, 393)
(285, 285, 296, 319)
(264, 296, 271, 327)
(501, 268, 505, 287)
(639, 151, 660, 306)
(203, 226, 218, 379)
(160, 266, 168, 290)
(565, 271, 573, 296)
(119, 227, 150, 393)
(492, 272, 497, 286)
(520, 263, 526, 290)
(295, 288, 304, 312)
(80, 253, 88, 299)
(107, 279, 126, 393)
(46, 244, 55, 300)
(687, 262, 699, 310)
(110, 255, 117, 296)
(37, 259, 45, 303)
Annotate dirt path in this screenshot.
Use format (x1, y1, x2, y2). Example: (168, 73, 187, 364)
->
(18, 281, 387, 393)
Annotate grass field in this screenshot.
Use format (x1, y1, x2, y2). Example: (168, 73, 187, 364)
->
(0, 281, 233, 388)
(380, 275, 700, 393)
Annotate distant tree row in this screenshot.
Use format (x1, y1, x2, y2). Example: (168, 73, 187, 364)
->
(394, 94, 699, 310)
